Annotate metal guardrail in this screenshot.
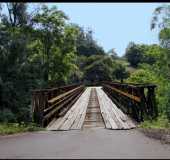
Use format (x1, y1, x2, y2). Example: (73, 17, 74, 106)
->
(102, 81, 158, 122)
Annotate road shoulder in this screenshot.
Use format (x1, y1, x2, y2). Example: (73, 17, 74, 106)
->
(138, 128, 170, 144)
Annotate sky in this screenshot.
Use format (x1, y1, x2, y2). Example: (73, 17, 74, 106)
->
(45, 3, 165, 56)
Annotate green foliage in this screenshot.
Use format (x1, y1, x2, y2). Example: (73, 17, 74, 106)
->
(0, 123, 44, 135)
(112, 62, 129, 81)
(151, 4, 170, 30)
(107, 48, 119, 59)
(125, 42, 162, 68)
(151, 4, 170, 49)
(2, 3, 29, 27)
(159, 28, 170, 48)
(127, 68, 158, 83)
(84, 56, 113, 83)
(0, 109, 16, 123)
(127, 62, 170, 121)
(0, 3, 113, 124)
(125, 42, 144, 67)
(73, 24, 105, 56)
(0, 3, 81, 123)
(82, 55, 129, 84)
(139, 115, 170, 129)
(147, 4, 170, 121)
(32, 4, 69, 83)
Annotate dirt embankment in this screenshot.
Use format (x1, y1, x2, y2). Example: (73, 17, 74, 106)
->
(139, 128, 170, 144)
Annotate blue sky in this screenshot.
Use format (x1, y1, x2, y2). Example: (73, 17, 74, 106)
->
(45, 3, 165, 56)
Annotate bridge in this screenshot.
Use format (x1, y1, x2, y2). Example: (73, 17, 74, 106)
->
(32, 81, 157, 130)
(2, 82, 170, 159)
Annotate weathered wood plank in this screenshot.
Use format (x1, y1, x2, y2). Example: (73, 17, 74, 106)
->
(96, 87, 136, 130)
(48, 86, 83, 104)
(104, 84, 141, 102)
(60, 88, 91, 130)
(96, 87, 114, 129)
(48, 88, 91, 131)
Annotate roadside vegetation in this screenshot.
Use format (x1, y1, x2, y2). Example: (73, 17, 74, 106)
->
(0, 123, 44, 135)
(0, 3, 170, 134)
(124, 5, 170, 129)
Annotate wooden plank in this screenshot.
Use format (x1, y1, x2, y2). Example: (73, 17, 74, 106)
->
(44, 89, 79, 113)
(59, 88, 91, 130)
(99, 89, 118, 129)
(97, 95, 112, 128)
(49, 93, 83, 130)
(48, 88, 90, 131)
(104, 85, 141, 102)
(76, 91, 91, 129)
(107, 97, 136, 129)
(71, 105, 86, 129)
(96, 87, 136, 130)
(48, 86, 83, 104)
(106, 98, 128, 129)
(102, 88, 135, 129)
(96, 87, 115, 129)
(43, 89, 83, 124)
(47, 117, 63, 131)
(58, 89, 84, 117)
(70, 88, 91, 130)
(96, 92, 109, 128)
(47, 86, 136, 131)
(70, 94, 88, 130)
(102, 92, 128, 129)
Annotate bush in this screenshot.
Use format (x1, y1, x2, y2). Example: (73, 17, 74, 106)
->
(140, 115, 170, 129)
(0, 109, 16, 123)
(127, 68, 170, 120)
(0, 122, 44, 135)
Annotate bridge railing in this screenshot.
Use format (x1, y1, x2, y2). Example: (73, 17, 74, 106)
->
(32, 84, 85, 127)
(102, 81, 158, 122)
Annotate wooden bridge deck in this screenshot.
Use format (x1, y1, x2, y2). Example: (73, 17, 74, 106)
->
(47, 87, 136, 131)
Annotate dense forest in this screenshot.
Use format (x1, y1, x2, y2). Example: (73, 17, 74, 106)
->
(0, 3, 170, 128)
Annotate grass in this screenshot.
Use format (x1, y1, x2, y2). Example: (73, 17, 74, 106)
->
(0, 122, 45, 135)
(139, 116, 170, 129)
(139, 116, 170, 143)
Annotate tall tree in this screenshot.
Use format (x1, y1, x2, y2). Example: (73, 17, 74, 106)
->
(124, 42, 144, 67)
(32, 5, 68, 83)
(1, 3, 28, 27)
(151, 4, 170, 49)
(72, 24, 105, 56)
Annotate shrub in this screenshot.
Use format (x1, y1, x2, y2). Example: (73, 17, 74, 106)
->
(0, 108, 16, 123)
(127, 68, 170, 120)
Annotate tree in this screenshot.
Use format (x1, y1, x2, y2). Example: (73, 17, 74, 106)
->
(83, 55, 128, 83)
(107, 48, 118, 59)
(73, 24, 105, 56)
(112, 63, 129, 82)
(124, 42, 144, 67)
(0, 3, 35, 122)
(1, 3, 28, 27)
(151, 4, 170, 49)
(32, 5, 68, 83)
(142, 44, 163, 65)
(84, 60, 112, 83)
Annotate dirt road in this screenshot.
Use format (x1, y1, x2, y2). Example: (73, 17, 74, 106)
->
(0, 128, 170, 159)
